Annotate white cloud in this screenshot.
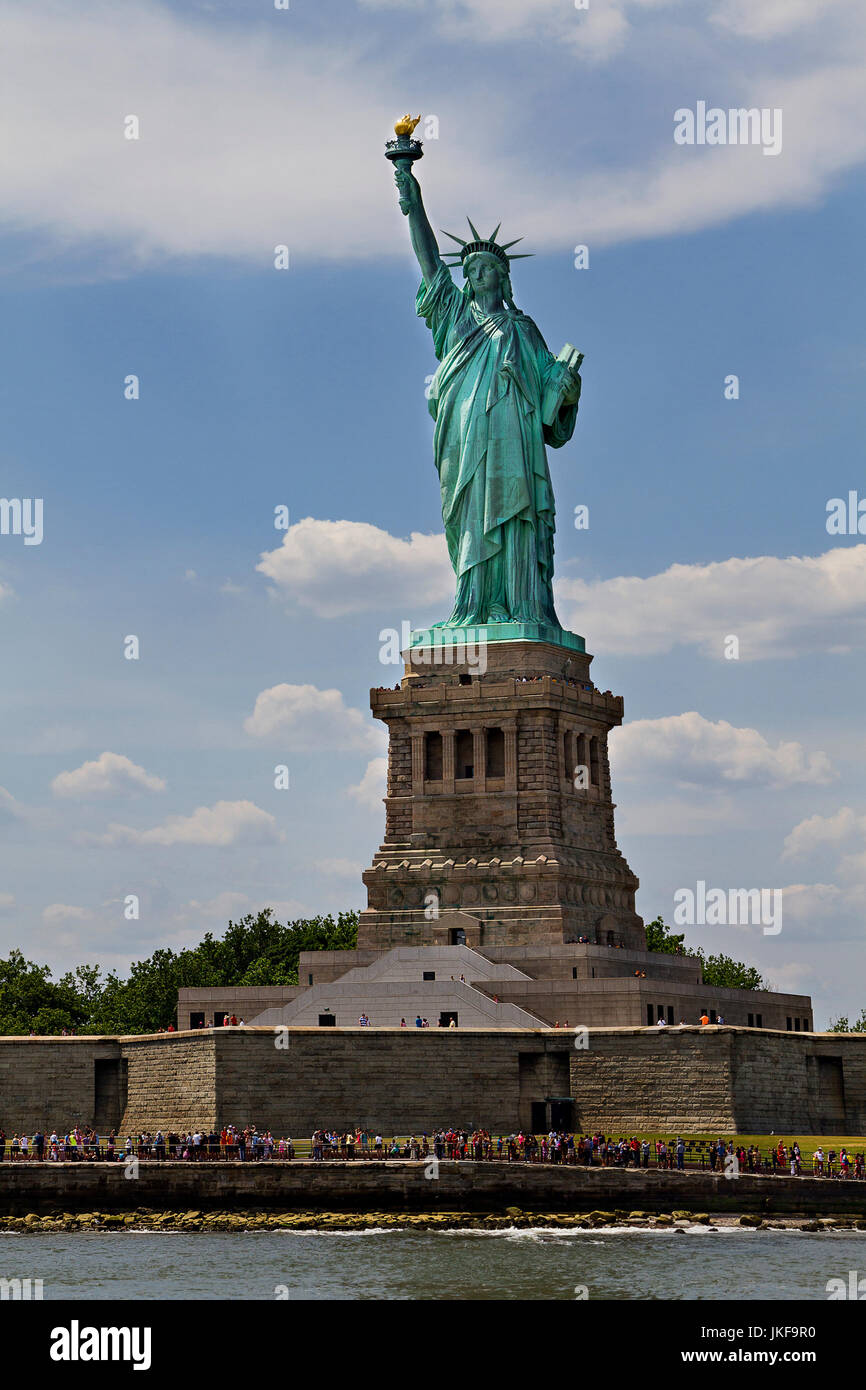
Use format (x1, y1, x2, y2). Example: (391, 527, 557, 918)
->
(0, 787, 22, 821)
(776, 813, 866, 941)
(779, 883, 843, 920)
(782, 807, 862, 861)
(256, 519, 451, 619)
(359, 0, 634, 59)
(761, 959, 816, 994)
(557, 545, 866, 659)
(0, 893, 15, 912)
(312, 858, 364, 880)
(244, 682, 384, 751)
(175, 891, 252, 924)
(51, 751, 166, 799)
(710, 0, 849, 40)
(348, 757, 388, 811)
(611, 712, 835, 787)
(99, 800, 281, 848)
(3, 1, 866, 277)
(42, 903, 92, 923)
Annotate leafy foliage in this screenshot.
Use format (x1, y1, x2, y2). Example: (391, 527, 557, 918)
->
(828, 1010, 866, 1033)
(644, 915, 768, 991)
(644, 916, 686, 955)
(0, 910, 358, 1036)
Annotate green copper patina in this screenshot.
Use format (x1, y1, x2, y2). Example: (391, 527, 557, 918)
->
(389, 124, 585, 653)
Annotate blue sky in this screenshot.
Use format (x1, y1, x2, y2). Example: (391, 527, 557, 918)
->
(1, 0, 865, 1023)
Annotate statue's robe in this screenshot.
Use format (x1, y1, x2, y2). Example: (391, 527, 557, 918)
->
(417, 262, 578, 628)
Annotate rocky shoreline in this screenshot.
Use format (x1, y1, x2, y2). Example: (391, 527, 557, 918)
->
(3, 1207, 866, 1234)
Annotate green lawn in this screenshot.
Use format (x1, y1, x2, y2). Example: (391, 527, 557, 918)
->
(287, 1131, 866, 1158)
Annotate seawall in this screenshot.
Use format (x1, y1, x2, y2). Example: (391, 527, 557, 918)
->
(1, 1162, 866, 1217)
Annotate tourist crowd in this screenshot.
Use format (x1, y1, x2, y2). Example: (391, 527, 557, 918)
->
(0, 1124, 862, 1177)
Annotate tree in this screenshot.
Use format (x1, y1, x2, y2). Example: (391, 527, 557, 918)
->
(695, 952, 766, 992)
(0, 909, 359, 1035)
(0, 948, 89, 1035)
(828, 1010, 866, 1033)
(644, 916, 686, 955)
(644, 916, 768, 990)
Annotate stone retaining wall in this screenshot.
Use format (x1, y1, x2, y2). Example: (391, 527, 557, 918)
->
(2, 1027, 866, 1136)
(1, 1161, 865, 1217)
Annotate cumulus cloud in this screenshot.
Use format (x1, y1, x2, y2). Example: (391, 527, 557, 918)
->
(0, 787, 22, 822)
(760, 959, 817, 994)
(244, 682, 384, 751)
(710, 0, 847, 41)
(779, 883, 844, 919)
(312, 858, 364, 880)
(557, 545, 866, 659)
(51, 751, 166, 799)
(611, 712, 835, 788)
(98, 800, 280, 848)
(4, 1, 866, 278)
(42, 903, 93, 923)
(365, 0, 862, 62)
(782, 807, 863, 861)
(256, 519, 451, 620)
(359, 0, 633, 59)
(177, 891, 252, 922)
(775, 812, 866, 941)
(348, 757, 388, 811)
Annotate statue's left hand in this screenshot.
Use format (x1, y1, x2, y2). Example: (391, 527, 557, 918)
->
(560, 367, 582, 407)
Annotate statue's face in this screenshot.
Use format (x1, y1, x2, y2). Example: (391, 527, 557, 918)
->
(464, 252, 504, 299)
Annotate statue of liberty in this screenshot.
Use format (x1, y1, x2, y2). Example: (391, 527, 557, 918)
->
(389, 121, 583, 641)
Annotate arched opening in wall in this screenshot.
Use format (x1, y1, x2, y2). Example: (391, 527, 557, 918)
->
(562, 729, 573, 780)
(576, 733, 588, 783)
(425, 731, 443, 780)
(486, 727, 505, 777)
(589, 736, 601, 787)
(455, 728, 474, 779)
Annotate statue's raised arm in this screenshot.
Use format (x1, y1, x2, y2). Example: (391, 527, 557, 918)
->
(385, 115, 441, 285)
(393, 164, 441, 286)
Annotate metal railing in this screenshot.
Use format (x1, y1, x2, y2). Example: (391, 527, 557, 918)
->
(0, 1137, 862, 1175)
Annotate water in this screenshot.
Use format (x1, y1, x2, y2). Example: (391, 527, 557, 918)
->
(1, 1226, 864, 1300)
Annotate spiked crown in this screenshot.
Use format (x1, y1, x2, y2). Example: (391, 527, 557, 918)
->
(441, 219, 533, 271)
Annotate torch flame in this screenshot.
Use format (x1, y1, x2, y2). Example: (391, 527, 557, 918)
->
(394, 114, 421, 137)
